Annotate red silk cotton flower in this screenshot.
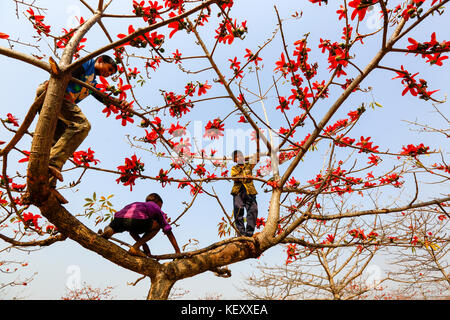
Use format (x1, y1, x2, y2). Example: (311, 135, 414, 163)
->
(72, 148, 99, 167)
(116, 155, 145, 191)
(348, 0, 378, 21)
(6, 113, 19, 127)
(204, 118, 224, 140)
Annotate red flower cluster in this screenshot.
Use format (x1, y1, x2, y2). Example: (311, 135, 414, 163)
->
(400, 143, 430, 157)
(355, 136, 379, 153)
(146, 56, 161, 71)
(23, 212, 42, 229)
(274, 53, 294, 77)
(168, 11, 188, 38)
(379, 173, 403, 188)
(215, 19, 247, 45)
(256, 217, 266, 229)
(144, 129, 159, 146)
(144, 117, 166, 146)
(116, 155, 145, 191)
(367, 154, 380, 166)
(349, 228, 378, 241)
(324, 118, 349, 135)
(432, 163, 450, 174)
(335, 135, 355, 148)
(170, 137, 192, 156)
(307, 167, 363, 195)
(5, 113, 19, 127)
(204, 118, 225, 140)
(244, 48, 262, 66)
(228, 56, 243, 79)
(309, 0, 328, 5)
(324, 234, 335, 244)
(193, 164, 206, 177)
(398, 1, 440, 21)
(165, 0, 184, 10)
(132, 1, 163, 24)
(0, 191, 8, 205)
(72, 148, 100, 167)
(197, 81, 211, 96)
(168, 122, 187, 137)
(392, 65, 439, 100)
(26, 8, 51, 35)
(319, 38, 349, 77)
(407, 32, 450, 67)
(293, 39, 318, 81)
(177, 179, 203, 196)
(118, 25, 150, 48)
(184, 82, 196, 96)
(172, 49, 182, 64)
(348, 228, 367, 240)
(97, 76, 134, 123)
(348, 0, 378, 21)
(56, 17, 86, 59)
(11, 183, 26, 191)
(156, 168, 171, 187)
(286, 244, 299, 264)
(164, 91, 194, 118)
(276, 96, 290, 113)
(287, 87, 314, 111)
(116, 104, 135, 126)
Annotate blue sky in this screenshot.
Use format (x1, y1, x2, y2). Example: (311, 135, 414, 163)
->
(1, 0, 449, 299)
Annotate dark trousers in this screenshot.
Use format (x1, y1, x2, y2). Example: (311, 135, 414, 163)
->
(233, 187, 258, 236)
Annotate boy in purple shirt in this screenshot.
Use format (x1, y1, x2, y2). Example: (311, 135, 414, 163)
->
(100, 193, 180, 257)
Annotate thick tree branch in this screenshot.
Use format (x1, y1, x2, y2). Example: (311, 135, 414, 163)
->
(0, 46, 50, 72)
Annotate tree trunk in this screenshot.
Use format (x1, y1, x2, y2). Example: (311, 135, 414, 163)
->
(147, 273, 176, 300)
(26, 75, 70, 205)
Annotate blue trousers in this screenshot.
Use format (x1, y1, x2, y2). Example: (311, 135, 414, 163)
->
(233, 188, 258, 236)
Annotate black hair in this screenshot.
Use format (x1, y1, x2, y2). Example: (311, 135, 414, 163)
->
(232, 150, 243, 159)
(96, 54, 118, 73)
(145, 193, 163, 204)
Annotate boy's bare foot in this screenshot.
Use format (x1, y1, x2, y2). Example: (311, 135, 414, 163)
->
(48, 165, 63, 182)
(128, 246, 147, 258)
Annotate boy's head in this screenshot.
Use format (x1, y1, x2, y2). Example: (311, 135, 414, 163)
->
(146, 193, 163, 208)
(94, 55, 117, 77)
(232, 150, 244, 164)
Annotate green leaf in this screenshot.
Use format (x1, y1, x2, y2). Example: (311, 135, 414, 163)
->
(374, 101, 383, 108)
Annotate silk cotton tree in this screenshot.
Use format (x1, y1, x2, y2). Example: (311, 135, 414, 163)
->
(0, 0, 449, 299)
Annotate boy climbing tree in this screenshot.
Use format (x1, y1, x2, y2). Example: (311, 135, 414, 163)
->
(34, 55, 129, 203)
(230, 131, 260, 237)
(100, 193, 181, 257)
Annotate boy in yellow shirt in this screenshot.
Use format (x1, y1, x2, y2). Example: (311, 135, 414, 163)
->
(230, 138, 260, 236)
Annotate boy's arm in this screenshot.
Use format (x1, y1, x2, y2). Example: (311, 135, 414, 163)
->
(71, 65, 85, 80)
(256, 130, 260, 163)
(91, 90, 107, 103)
(166, 231, 181, 254)
(94, 93, 131, 109)
(249, 131, 261, 169)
